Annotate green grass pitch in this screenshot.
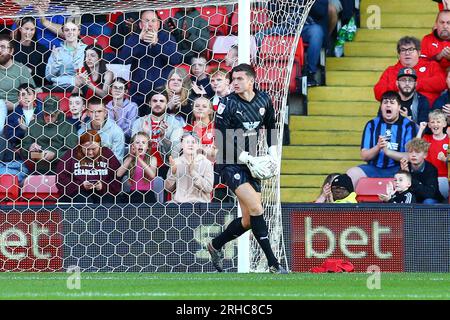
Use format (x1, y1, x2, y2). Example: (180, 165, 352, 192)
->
(0, 273, 448, 300)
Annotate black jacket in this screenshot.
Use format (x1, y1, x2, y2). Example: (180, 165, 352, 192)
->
(409, 161, 444, 203)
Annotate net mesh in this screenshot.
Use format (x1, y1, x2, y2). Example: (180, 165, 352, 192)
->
(0, 0, 315, 272)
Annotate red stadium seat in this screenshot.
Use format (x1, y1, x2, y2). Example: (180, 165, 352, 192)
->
(230, 7, 272, 34)
(197, 6, 228, 36)
(256, 63, 298, 93)
(156, 8, 180, 21)
(260, 35, 295, 62)
(37, 92, 71, 114)
(80, 35, 114, 54)
(21, 175, 59, 203)
(355, 178, 395, 203)
(0, 174, 20, 202)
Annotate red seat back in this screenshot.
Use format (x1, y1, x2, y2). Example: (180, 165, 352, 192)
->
(21, 175, 59, 201)
(156, 8, 180, 21)
(197, 6, 228, 36)
(356, 178, 395, 203)
(80, 35, 114, 54)
(0, 174, 20, 201)
(231, 7, 272, 34)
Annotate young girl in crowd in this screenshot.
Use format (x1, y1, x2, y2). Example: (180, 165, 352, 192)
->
(106, 77, 138, 141)
(417, 109, 449, 200)
(117, 132, 158, 203)
(165, 132, 214, 203)
(73, 44, 114, 102)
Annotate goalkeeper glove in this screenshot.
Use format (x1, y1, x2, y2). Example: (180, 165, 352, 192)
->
(239, 151, 277, 180)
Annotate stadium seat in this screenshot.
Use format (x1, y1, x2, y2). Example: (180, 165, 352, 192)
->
(355, 178, 395, 203)
(37, 92, 71, 114)
(0, 174, 20, 202)
(80, 35, 114, 54)
(21, 175, 59, 203)
(230, 7, 272, 34)
(156, 8, 180, 21)
(197, 6, 228, 36)
(256, 62, 298, 93)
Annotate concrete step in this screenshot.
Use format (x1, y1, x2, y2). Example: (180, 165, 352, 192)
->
(281, 159, 361, 174)
(290, 115, 369, 131)
(282, 146, 360, 160)
(345, 42, 397, 57)
(361, 13, 435, 29)
(360, 0, 437, 14)
(308, 86, 374, 102)
(326, 57, 396, 71)
(355, 28, 430, 43)
(281, 187, 318, 203)
(307, 101, 379, 116)
(326, 71, 381, 87)
(291, 131, 362, 145)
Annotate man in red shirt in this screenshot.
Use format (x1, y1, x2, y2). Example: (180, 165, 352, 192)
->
(421, 10, 450, 72)
(374, 36, 446, 105)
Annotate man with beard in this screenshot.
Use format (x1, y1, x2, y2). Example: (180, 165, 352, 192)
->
(421, 10, 450, 72)
(0, 34, 35, 111)
(346, 91, 417, 189)
(395, 67, 430, 124)
(374, 36, 446, 105)
(131, 91, 184, 202)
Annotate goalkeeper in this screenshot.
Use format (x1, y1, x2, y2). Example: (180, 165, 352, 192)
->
(208, 63, 287, 274)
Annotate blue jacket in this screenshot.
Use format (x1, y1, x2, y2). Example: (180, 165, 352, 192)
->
(5, 101, 43, 147)
(116, 30, 182, 106)
(432, 90, 450, 111)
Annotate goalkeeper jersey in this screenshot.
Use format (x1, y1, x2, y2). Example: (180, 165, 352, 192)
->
(215, 90, 277, 166)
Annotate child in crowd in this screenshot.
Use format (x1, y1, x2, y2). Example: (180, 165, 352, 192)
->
(5, 84, 42, 156)
(378, 170, 416, 203)
(210, 68, 231, 111)
(106, 77, 138, 141)
(400, 138, 444, 203)
(117, 132, 158, 203)
(165, 132, 214, 203)
(67, 95, 87, 131)
(417, 109, 449, 201)
(190, 56, 214, 98)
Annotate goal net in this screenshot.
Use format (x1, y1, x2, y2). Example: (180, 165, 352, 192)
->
(0, 0, 315, 272)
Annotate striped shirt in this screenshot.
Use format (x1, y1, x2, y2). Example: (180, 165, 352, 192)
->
(215, 90, 277, 164)
(361, 116, 417, 168)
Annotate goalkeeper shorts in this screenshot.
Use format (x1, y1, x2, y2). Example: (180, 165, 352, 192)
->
(220, 164, 261, 193)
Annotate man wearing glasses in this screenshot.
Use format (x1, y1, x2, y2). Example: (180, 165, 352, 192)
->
(374, 36, 446, 105)
(395, 67, 430, 125)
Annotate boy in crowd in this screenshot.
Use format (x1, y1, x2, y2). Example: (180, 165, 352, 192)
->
(378, 170, 416, 203)
(210, 68, 231, 111)
(417, 109, 449, 200)
(400, 138, 444, 203)
(67, 95, 87, 131)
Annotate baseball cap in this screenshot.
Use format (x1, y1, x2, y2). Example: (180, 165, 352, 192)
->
(397, 67, 417, 80)
(42, 96, 59, 114)
(331, 174, 354, 193)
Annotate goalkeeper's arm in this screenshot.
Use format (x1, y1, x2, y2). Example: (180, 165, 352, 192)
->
(238, 146, 279, 180)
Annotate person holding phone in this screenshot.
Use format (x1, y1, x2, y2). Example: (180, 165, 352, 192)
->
(56, 130, 122, 204)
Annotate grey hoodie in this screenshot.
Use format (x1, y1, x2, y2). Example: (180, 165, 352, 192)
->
(78, 118, 125, 162)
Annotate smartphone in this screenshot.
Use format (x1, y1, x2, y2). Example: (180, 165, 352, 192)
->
(167, 17, 176, 29)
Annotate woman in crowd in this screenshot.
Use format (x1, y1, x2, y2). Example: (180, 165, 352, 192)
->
(165, 67, 193, 122)
(45, 19, 87, 90)
(117, 132, 158, 203)
(184, 96, 216, 162)
(106, 77, 138, 141)
(56, 130, 122, 203)
(73, 44, 114, 102)
(165, 131, 214, 203)
(12, 16, 50, 87)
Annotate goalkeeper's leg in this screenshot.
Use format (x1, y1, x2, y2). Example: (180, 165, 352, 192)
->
(234, 184, 282, 270)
